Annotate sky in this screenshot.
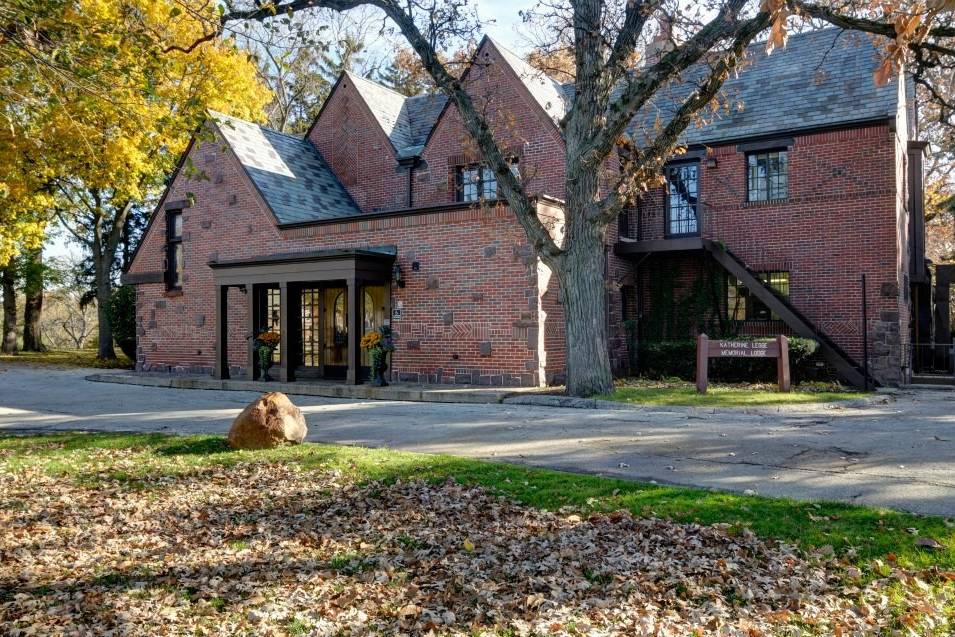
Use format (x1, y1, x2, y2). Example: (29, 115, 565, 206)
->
(470, 0, 529, 50)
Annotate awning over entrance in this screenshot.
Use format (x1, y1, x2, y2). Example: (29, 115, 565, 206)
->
(210, 246, 396, 384)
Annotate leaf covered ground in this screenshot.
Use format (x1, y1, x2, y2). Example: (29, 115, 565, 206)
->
(1, 433, 952, 636)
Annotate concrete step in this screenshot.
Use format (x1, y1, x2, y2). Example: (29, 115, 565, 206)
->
(908, 374, 955, 389)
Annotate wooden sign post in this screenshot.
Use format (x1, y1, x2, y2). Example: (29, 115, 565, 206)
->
(696, 333, 791, 394)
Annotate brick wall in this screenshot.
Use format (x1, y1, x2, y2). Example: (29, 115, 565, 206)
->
(618, 122, 912, 385)
(128, 42, 914, 389)
(128, 134, 556, 385)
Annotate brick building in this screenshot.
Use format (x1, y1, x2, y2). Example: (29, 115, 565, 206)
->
(125, 29, 931, 388)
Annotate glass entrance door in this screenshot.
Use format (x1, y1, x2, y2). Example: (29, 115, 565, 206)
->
(298, 285, 348, 379)
(322, 286, 348, 379)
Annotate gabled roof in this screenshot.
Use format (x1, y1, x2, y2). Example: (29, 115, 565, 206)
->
(346, 72, 448, 159)
(211, 112, 361, 225)
(334, 28, 901, 160)
(341, 37, 565, 158)
(487, 37, 568, 122)
(621, 28, 901, 147)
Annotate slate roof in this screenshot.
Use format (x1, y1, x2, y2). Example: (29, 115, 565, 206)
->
(346, 72, 448, 159)
(621, 28, 902, 147)
(210, 112, 360, 225)
(345, 29, 899, 155)
(206, 28, 903, 228)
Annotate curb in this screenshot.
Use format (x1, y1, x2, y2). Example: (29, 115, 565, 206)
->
(502, 391, 894, 414)
(84, 372, 528, 405)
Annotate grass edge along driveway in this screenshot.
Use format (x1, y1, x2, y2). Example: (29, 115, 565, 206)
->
(1, 431, 951, 572)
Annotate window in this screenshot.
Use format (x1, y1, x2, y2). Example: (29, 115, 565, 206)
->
(726, 271, 790, 321)
(747, 150, 788, 201)
(665, 162, 699, 236)
(301, 288, 320, 368)
(165, 210, 183, 290)
(455, 160, 517, 202)
(264, 287, 281, 363)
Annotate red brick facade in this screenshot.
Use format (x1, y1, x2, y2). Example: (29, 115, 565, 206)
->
(126, 38, 921, 387)
(126, 39, 569, 386)
(614, 118, 917, 384)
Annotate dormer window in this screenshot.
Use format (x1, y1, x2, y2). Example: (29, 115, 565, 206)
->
(455, 160, 518, 203)
(165, 210, 183, 290)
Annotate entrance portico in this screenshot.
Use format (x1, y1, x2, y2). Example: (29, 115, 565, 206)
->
(210, 247, 395, 384)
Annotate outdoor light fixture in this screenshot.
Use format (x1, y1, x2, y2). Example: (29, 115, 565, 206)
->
(411, 261, 420, 271)
(706, 157, 718, 169)
(393, 263, 405, 288)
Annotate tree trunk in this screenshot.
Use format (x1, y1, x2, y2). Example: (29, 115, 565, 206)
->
(554, 223, 614, 397)
(22, 247, 44, 351)
(1, 266, 17, 354)
(95, 256, 115, 359)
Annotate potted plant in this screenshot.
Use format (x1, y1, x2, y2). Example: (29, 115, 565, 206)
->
(360, 325, 395, 386)
(253, 329, 281, 381)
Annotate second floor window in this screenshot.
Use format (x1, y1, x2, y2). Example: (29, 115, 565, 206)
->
(455, 160, 517, 203)
(165, 210, 183, 290)
(665, 162, 699, 236)
(747, 150, 788, 201)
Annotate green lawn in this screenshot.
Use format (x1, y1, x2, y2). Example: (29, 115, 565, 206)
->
(1, 431, 950, 572)
(602, 379, 867, 407)
(0, 347, 132, 369)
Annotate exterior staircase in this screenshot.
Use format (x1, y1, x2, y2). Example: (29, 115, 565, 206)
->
(702, 240, 871, 389)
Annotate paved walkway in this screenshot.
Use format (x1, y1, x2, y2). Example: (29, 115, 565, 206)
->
(1, 365, 953, 516)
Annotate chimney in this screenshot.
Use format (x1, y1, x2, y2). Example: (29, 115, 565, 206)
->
(645, 13, 675, 65)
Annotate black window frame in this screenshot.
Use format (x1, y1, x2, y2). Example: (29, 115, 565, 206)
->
(663, 160, 700, 238)
(726, 271, 790, 322)
(164, 209, 183, 291)
(454, 160, 517, 203)
(746, 149, 789, 202)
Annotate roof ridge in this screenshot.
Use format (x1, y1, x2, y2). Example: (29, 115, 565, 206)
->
(345, 70, 411, 101)
(208, 109, 305, 142)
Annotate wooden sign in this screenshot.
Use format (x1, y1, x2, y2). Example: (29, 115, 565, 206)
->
(696, 333, 790, 394)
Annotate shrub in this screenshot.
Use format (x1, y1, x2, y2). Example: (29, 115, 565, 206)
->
(106, 285, 137, 360)
(637, 337, 828, 384)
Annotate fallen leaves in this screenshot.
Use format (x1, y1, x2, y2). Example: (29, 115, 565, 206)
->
(0, 449, 951, 636)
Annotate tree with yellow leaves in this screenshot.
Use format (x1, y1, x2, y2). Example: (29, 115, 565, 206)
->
(0, 0, 271, 359)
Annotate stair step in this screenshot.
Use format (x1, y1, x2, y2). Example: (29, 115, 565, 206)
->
(910, 375, 955, 387)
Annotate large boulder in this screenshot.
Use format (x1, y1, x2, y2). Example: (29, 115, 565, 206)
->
(228, 392, 307, 450)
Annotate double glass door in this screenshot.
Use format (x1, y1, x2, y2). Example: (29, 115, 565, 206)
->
(300, 286, 348, 379)
(298, 284, 389, 379)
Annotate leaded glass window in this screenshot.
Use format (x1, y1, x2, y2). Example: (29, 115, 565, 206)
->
(455, 161, 517, 202)
(726, 271, 790, 321)
(665, 162, 699, 236)
(747, 151, 788, 201)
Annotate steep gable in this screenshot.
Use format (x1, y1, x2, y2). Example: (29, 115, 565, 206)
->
(345, 72, 448, 159)
(487, 37, 568, 123)
(211, 112, 360, 225)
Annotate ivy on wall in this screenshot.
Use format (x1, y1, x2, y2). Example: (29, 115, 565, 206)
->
(641, 257, 732, 341)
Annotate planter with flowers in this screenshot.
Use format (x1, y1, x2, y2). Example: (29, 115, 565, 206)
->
(360, 325, 395, 387)
(253, 330, 281, 381)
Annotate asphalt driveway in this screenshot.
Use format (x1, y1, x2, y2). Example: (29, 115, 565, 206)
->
(1, 365, 953, 516)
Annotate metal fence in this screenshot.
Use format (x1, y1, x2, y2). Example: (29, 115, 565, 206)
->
(912, 342, 955, 375)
